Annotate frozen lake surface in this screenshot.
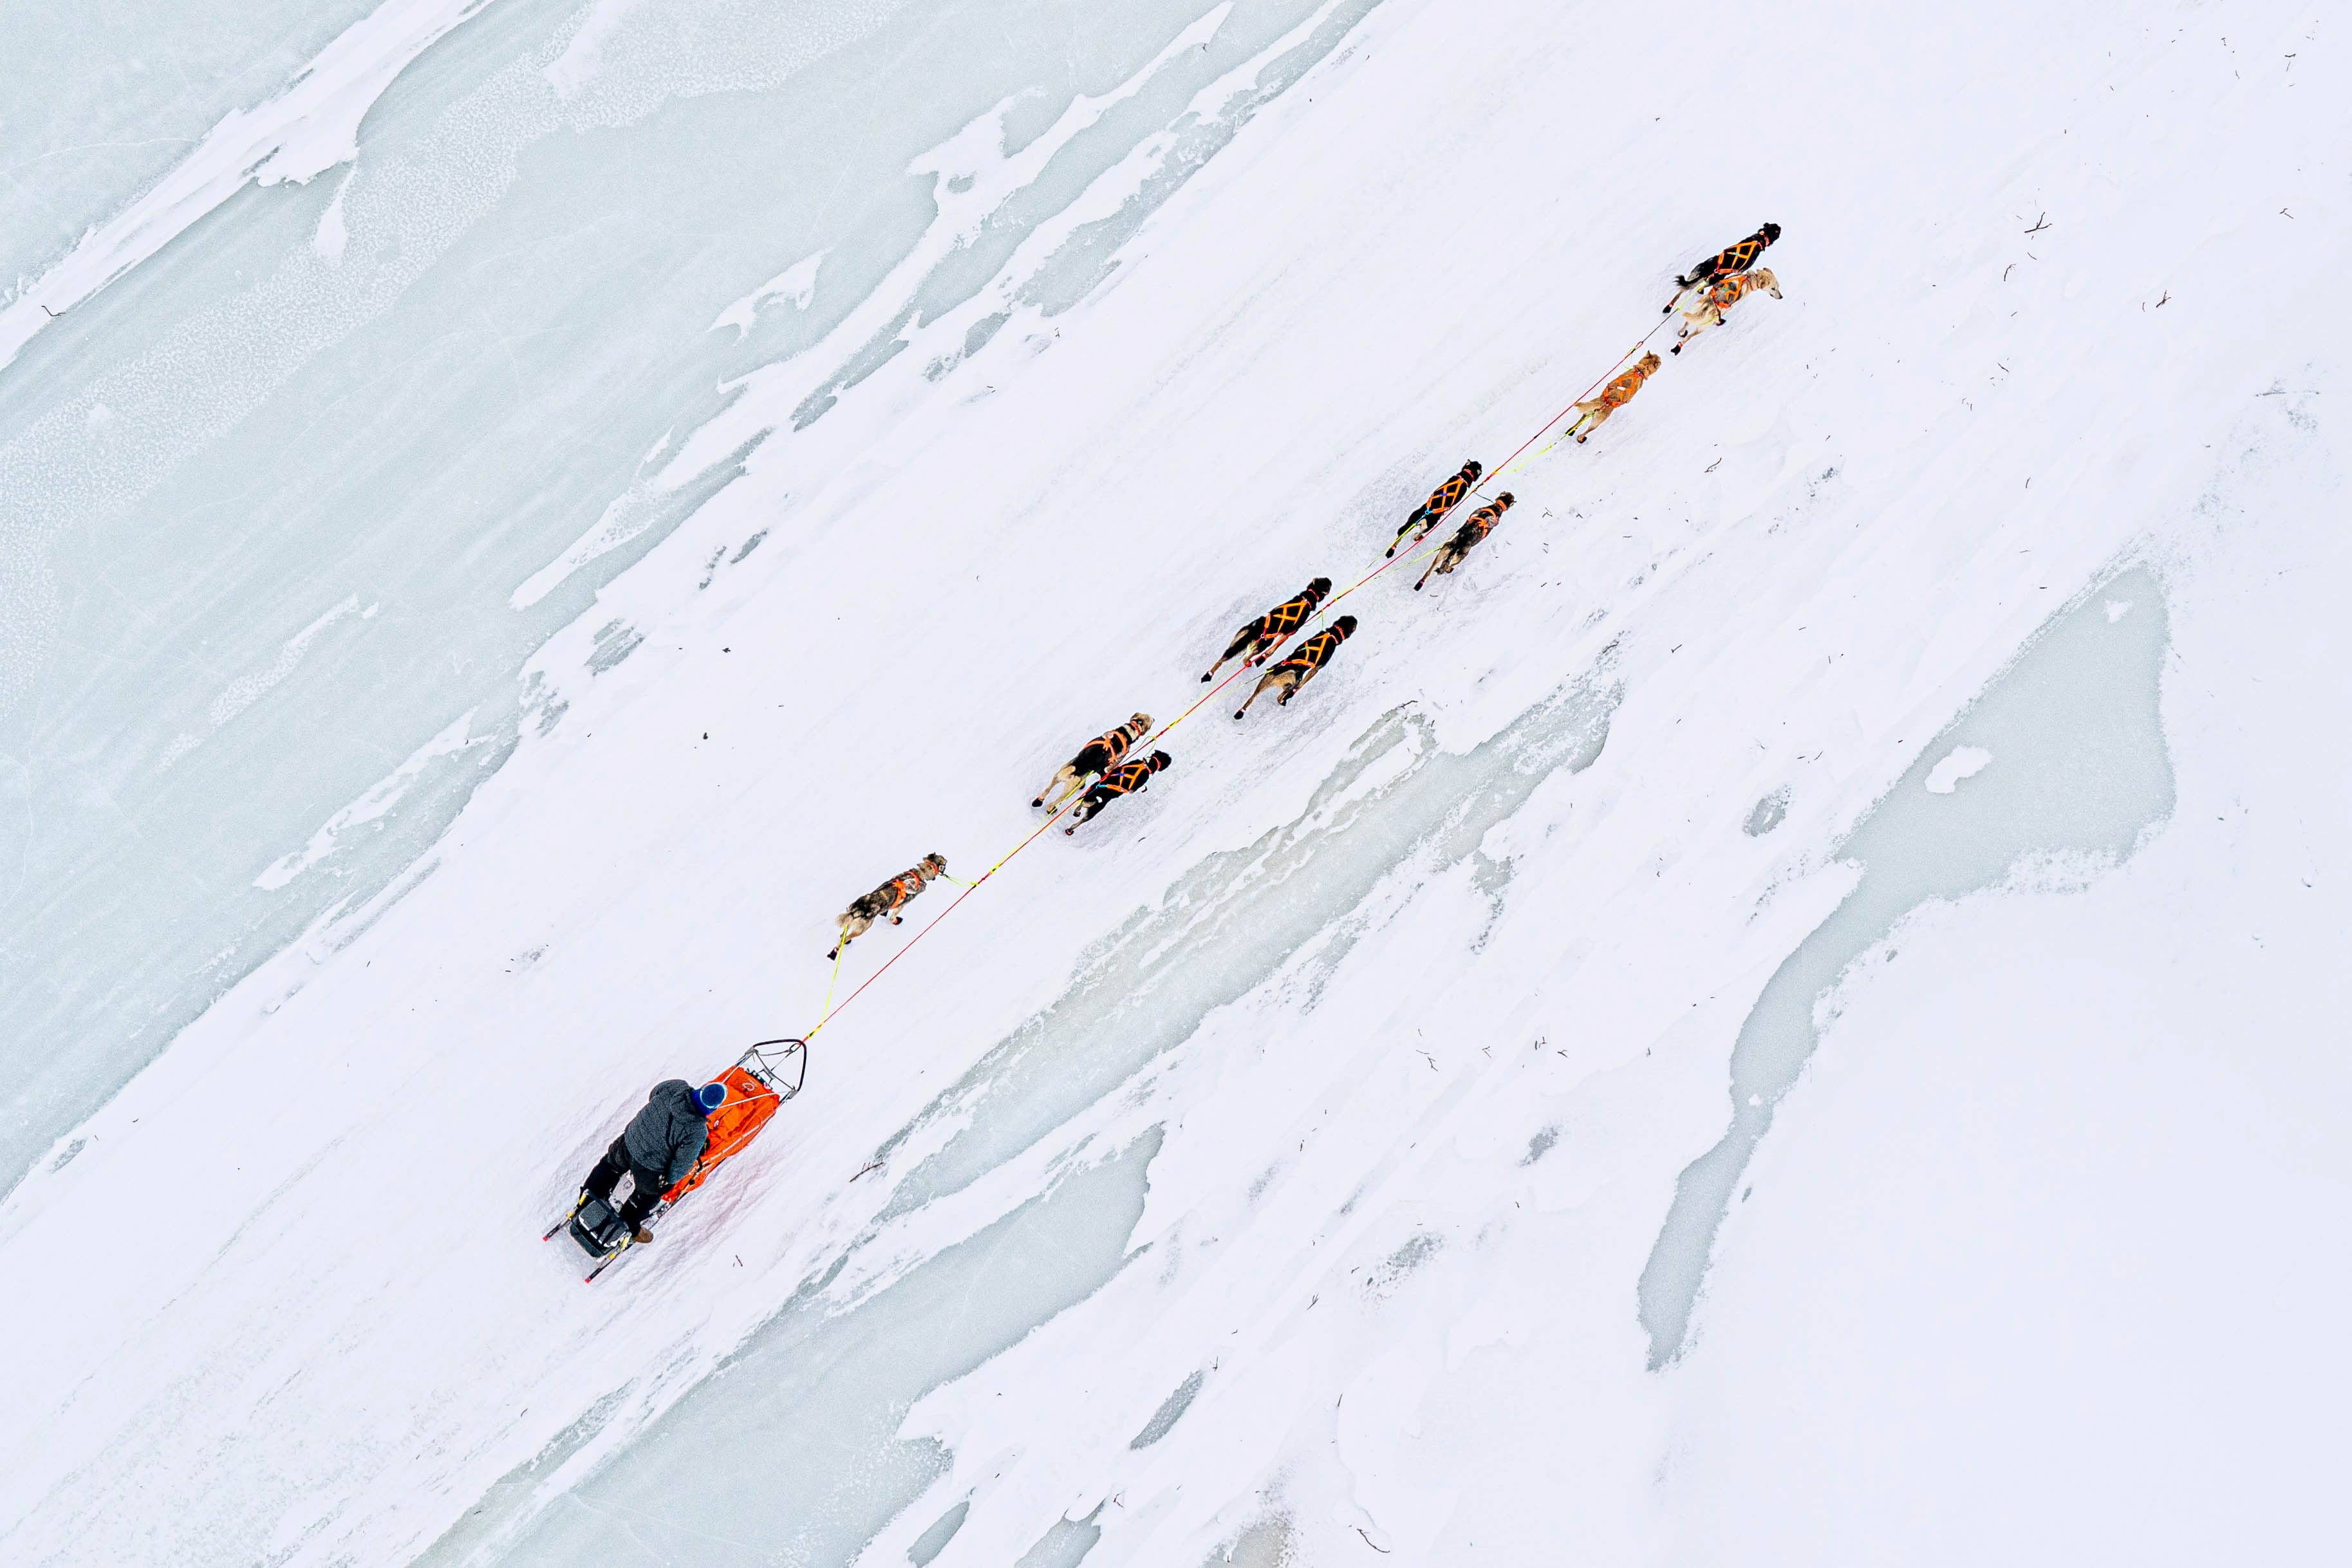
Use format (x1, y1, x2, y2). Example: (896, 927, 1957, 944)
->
(0, 0, 1373, 1191)
(2, 0, 2346, 1563)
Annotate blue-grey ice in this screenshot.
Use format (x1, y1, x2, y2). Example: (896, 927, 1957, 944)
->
(1638, 568, 2178, 1367)
(0, 0, 1381, 1193)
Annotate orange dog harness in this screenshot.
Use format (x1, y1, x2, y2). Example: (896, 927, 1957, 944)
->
(1704, 274, 1754, 312)
(1600, 364, 1649, 409)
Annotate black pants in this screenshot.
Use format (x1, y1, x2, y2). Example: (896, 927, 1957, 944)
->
(583, 1136, 669, 1226)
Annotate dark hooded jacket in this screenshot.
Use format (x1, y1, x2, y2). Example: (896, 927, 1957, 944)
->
(623, 1079, 711, 1186)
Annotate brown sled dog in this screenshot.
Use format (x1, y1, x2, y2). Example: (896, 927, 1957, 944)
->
(1035, 714, 1155, 809)
(1561, 351, 1662, 444)
(1414, 494, 1513, 589)
(829, 854, 947, 959)
(1672, 268, 1780, 353)
(1202, 579, 1332, 681)
(1235, 615, 1358, 717)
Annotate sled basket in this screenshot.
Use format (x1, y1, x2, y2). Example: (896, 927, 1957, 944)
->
(659, 1038, 809, 1202)
(738, 1037, 809, 1100)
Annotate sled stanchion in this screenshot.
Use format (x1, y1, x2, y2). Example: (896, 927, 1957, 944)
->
(739, 1037, 809, 1101)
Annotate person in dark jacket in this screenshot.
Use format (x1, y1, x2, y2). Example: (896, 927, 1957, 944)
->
(1390, 461, 1482, 555)
(1235, 615, 1356, 717)
(1202, 580, 1332, 681)
(579, 1079, 726, 1242)
(1065, 751, 1171, 833)
(1664, 222, 1780, 311)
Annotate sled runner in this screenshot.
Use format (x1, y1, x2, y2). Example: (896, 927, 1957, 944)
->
(556, 1039, 809, 1280)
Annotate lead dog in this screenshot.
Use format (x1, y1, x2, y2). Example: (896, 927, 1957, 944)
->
(1671, 268, 1780, 354)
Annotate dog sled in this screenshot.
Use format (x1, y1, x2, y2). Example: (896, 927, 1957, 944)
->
(557, 1038, 809, 1280)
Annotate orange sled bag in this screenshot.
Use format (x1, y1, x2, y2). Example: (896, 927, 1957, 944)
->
(662, 1039, 808, 1202)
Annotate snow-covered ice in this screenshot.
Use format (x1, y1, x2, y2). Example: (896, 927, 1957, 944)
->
(2, 0, 2347, 1563)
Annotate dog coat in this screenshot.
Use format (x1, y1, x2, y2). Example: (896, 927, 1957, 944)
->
(1703, 272, 1759, 312)
(874, 864, 934, 910)
(1073, 725, 1136, 776)
(1598, 362, 1652, 409)
(1454, 500, 1509, 548)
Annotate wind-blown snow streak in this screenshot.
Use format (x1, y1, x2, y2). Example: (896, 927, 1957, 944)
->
(509, 1, 1246, 608)
(709, 250, 826, 340)
(256, 707, 482, 890)
(0, 0, 494, 370)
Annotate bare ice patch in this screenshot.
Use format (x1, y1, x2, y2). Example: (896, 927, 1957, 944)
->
(1743, 785, 1790, 836)
(1639, 567, 2176, 1368)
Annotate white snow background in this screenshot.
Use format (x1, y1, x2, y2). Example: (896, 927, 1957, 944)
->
(1, 0, 2346, 1563)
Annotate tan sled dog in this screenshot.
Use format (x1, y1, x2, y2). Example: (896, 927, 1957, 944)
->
(1034, 713, 1154, 810)
(1561, 351, 1663, 443)
(1672, 268, 1780, 354)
